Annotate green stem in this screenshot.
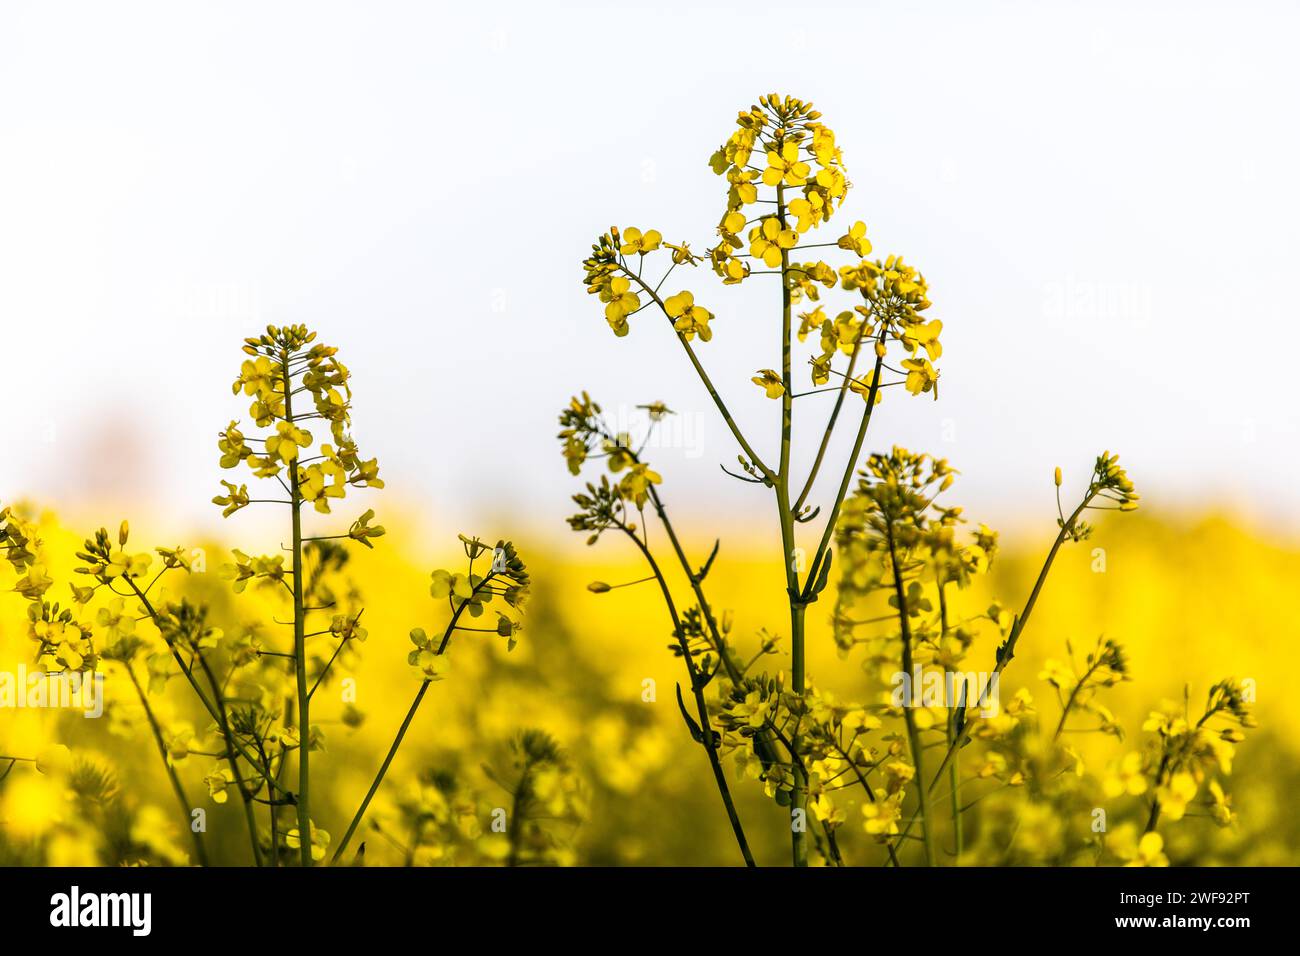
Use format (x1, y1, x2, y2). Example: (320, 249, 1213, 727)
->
(620, 268, 773, 481)
(625, 526, 756, 867)
(792, 314, 872, 512)
(644, 486, 742, 679)
(773, 183, 810, 869)
(885, 492, 1101, 867)
(194, 650, 263, 866)
(283, 348, 312, 867)
(505, 754, 535, 868)
(329, 573, 497, 865)
(641, 481, 786, 791)
(926, 492, 1097, 794)
(939, 582, 963, 862)
(124, 663, 210, 866)
(1053, 655, 1104, 741)
(333, 679, 429, 866)
(1144, 753, 1170, 834)
(763, 718, 843, 867)
(885, 522, 936, 866)
(806, 324, 888, 583)
(828, 738, 902, 867)
(788, 602, 808, 867)
(123, 576, 288, 795)
(261, 741, 280, 867)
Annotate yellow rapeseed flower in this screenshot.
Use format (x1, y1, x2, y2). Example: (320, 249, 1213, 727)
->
(752, 369, 784, 399)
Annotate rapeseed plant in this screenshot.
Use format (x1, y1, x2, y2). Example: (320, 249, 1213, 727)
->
(567, 93, 1253, 866)
(0, 326, 554, 866)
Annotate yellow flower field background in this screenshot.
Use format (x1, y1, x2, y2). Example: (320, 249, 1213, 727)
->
(2, 501, 1295, 866)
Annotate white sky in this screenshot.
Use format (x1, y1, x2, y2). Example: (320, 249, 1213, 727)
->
(2, 0, 1297, 541)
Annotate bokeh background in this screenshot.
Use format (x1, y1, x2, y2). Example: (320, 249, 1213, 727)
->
(1, 0, 1297, 865)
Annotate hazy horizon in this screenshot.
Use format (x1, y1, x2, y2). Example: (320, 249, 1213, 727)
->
(3, 0, 1297, 535)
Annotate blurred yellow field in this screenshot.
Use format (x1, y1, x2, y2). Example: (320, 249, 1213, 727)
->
(2, 500, 1292, 866)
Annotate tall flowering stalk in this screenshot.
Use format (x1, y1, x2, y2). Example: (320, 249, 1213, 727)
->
(214, 324, 386, 864)
(572, 94, 946, 865)
(566, 94, 1252, 867)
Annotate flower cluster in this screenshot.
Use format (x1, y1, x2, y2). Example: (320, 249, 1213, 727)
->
(1039, 635, 1130, 740)
(412, 535, 530, 680)
(215, 324, 383, 518)
(21, 521, 178, 673)
(707, 93, 848, 283)
(581, 228, 711, 340)
(1, 504, 37, 574)
(717, 674, 897, 841)
(1108, 680, 1255, 826)
(1056, 451, 1141, 542)
(579, 94, 944, 420)
(558, 393, 664, 528)
(27, 600, 94, 672)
